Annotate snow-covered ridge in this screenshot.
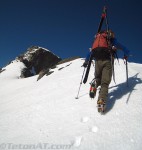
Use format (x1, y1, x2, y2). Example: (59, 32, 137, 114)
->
(0, 60, 25, 79)
(0, 58, 142, 150)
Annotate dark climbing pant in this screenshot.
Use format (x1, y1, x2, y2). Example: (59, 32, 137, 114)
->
(95, 60, 112, 102)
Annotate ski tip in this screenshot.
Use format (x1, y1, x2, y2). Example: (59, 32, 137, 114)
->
(75, 97, 79, 99)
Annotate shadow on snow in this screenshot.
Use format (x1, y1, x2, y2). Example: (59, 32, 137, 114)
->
(105, 73, 142, 114)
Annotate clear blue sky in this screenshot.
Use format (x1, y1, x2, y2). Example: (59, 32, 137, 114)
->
(0, 0, 141, 67)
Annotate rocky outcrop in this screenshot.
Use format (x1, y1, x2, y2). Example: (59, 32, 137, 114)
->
(0, 68, 6, 74)
(57, 56, 80, 65)
(17, 46, 61, 79)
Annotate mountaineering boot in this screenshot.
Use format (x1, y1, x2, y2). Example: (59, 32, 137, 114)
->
(89, 82, 97, 98)
(97, 99, 106, 113)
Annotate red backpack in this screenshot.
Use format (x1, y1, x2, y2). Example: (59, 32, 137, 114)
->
(92, 31, 109, 50)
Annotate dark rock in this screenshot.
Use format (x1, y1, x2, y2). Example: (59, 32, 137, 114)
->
(57, 56, 80, 65)
(17, 46, 61, 79)
(32, 48, 61, 74)
(58, 63, 72, 71)
(37, 69, 49, 81)
(20, 68, 34, 78)
(58, 67, 64, 70)
(46, 71, 54, 76)
(0, 68, 6, 74)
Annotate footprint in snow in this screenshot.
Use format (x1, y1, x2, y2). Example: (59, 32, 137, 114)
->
(90, 126, 98, 133)
(72, 136, 83, 147)
(81, 117, 89, 123)
(130, 139, 134, 143)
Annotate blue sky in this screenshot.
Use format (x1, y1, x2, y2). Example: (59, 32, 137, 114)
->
(0, 0, 141, 67)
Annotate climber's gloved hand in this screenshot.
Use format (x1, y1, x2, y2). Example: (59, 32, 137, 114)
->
(82, 61, 88, 68)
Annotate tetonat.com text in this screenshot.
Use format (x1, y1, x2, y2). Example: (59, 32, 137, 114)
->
(0, 143, 72, 149)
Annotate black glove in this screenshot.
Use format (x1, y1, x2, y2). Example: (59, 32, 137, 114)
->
(82, 61, 88, 68)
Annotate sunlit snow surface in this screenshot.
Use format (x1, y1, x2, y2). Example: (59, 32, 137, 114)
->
(0, 58, 142, 150)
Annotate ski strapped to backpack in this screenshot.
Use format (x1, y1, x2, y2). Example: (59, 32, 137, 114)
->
(83, 6, 118, 84)
(83, 6, 107, 84)
(104, 8, 117, 84)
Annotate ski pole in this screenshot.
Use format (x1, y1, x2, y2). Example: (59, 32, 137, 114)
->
(75, 67, 86, 99)
(126, 59, 129, 87)
(124, 59, 129, 87)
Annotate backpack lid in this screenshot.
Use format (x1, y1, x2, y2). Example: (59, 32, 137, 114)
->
(97, 30, 115, 39)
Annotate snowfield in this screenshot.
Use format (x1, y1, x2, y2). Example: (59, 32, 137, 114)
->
(0, 58, 142, 150)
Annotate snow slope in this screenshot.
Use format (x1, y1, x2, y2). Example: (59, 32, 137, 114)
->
(0, 58, 142, 150)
